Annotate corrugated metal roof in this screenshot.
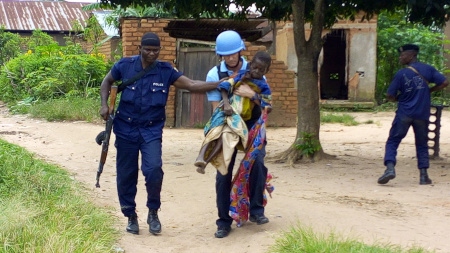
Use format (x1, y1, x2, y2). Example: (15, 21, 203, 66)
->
(0, 0, 90, 32)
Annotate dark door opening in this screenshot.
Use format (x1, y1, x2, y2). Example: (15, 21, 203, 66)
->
(320, 29, 347, 100)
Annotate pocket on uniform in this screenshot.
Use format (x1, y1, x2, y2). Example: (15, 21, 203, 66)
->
(120, 85, 136, 103)
(150, 86, 169, 106)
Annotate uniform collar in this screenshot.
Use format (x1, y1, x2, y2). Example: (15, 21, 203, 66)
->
(219, 56, 248, 73)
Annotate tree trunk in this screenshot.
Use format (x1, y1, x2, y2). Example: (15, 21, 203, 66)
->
(274, 0, 327, 165)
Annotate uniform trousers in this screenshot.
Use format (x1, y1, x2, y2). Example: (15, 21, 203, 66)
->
(384, 114, 429, 169)
(115, 135, 164, 217)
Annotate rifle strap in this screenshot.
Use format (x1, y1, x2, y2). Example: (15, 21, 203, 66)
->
(407, 66, 429, 85)
(118, 60, 158, 92)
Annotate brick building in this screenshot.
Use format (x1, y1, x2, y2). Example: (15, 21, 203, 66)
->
(121, 18, 297, 127)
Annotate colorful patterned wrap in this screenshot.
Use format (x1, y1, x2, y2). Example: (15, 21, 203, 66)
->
(200, 95, 248, 175)
(229, 111, 274, 227)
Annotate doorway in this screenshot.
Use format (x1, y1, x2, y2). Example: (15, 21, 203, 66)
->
(320, 29, 347, 100)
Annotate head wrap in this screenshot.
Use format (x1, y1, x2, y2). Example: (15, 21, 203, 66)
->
(141, 32, 160, 47)
(398, 44, 419, 53)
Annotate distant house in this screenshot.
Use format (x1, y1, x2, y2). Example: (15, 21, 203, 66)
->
(0, 0, 120, 60)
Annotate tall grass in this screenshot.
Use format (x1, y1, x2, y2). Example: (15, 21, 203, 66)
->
(268, 224, 433, 253)
(0, 140, 119, 253)
(10, 97, 102, 124)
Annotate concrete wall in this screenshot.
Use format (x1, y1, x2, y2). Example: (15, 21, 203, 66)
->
(275, 14, 378, 103)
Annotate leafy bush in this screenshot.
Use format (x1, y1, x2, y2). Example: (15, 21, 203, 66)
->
(0, 27, 22, 66)
(0, 45, 107, 102)
(24, 29, 58, 51)
(295, 132, 321, 157)
(377, 10, 447, 105)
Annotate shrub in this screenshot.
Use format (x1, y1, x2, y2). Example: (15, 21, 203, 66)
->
(0, 45, 107, 102)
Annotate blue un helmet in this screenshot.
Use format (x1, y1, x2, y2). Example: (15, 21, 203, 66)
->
(215, 30, 246, 56)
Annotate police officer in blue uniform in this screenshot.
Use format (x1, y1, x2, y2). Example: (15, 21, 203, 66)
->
(205, 31, 270, 239)
(100, 32, 224, 235)
(378, 44, 448, 185)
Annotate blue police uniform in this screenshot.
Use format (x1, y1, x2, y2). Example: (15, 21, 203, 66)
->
(384, 62, 447, 169)
(110, 55, 182, 217)
(205, 56, 248, 102)
(205, 58, 269, 229)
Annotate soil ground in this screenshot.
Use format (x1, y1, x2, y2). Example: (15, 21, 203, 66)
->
(1, 104, 450, 253)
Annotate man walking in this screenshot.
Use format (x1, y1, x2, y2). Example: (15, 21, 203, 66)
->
(378, 44, 448, 185)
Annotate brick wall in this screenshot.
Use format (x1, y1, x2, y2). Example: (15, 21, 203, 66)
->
(96, 37, 121, 62)
(121, 18, 297, 127)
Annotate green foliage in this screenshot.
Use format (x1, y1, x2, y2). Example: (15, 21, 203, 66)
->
(0, 140, 118, 252)
(0, 45, 107, 102)
(376, 9, 447, 104)
(0, 27, 22, 66)
(24, 29, 58, 51)
(22, 97, 101, 123)
(320, 113, 359, 126)
(84, 15, 105, 51)
(101, 0, 450, 28)
(268, 224, 432, 253)
(294, 132, 321, 157)
(83, 3, 174, 30)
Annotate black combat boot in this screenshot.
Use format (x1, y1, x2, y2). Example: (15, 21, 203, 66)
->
(126, 214, 139, 234)
(377, 163, 396, 184)
(419, 168, 432, 185)
(147, 209, 161, 235)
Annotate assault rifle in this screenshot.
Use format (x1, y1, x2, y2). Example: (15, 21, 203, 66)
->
(94, 61, 157, 188)
(95, 86, 118, 188)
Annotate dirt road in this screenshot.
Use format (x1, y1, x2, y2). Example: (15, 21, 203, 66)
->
(1, 105, 450, 253)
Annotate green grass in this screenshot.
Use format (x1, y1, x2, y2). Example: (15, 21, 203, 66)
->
(0, 140, 119, 253)
(10, 97, 102, 124)
(268, 224, 434, 253)
(320, 112, 360, 126)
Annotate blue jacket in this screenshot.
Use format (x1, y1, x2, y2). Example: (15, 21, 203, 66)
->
(388, 62, 446, 120)
(110, 55, 183, 142)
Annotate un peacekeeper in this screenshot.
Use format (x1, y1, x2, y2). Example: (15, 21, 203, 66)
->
(205, 30, 271, 239)
(99, 32, 224, 235)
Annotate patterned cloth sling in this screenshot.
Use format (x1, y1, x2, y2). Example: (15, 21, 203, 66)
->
(229, 111, 274, 227)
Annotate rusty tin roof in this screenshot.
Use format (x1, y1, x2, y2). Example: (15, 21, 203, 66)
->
(0, 1, 90, 32)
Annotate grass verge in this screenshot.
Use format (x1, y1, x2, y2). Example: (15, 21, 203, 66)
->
(0, 139, 119, 253)
(10, 97, 102, 124)
(268, 224, 434, 253)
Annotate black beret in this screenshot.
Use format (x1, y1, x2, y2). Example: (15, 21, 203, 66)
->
(141, 32, 160, 47)
(398, 44, 419, 53)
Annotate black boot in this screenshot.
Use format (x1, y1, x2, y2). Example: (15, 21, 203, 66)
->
(126, 214, 139, 234)
(147, 209, 161, 235)
(378, 163, 396, 184)
(419, 168, 432, 185)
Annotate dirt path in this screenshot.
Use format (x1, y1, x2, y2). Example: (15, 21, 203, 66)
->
(1, 104, 450, 253)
